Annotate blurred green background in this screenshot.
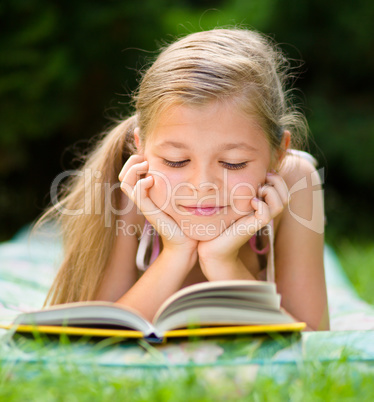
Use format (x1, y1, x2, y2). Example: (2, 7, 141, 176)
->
(1, 0, 373, 244)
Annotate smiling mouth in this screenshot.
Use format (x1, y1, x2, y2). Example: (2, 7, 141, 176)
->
(180, 205, 225, 216)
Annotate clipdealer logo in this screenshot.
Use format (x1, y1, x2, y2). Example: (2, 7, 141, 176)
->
(50, 167, 325, 234)
(287, 168, 325, 234)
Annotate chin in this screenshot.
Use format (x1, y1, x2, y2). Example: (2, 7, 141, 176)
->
(177, 218, 228, 242)
(182, 230, 221, 242)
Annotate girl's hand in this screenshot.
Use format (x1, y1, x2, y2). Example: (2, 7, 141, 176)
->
(118, 155, 198, 254)
(198, 172, 289, 280)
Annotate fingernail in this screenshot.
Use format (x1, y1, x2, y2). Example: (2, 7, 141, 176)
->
(253, 197, 260, 202)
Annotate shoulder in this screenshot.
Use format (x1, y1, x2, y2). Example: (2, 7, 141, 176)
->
(279, 150, 322, 191)
(276, 149, 324, 234)
(272, 151, 328, 330)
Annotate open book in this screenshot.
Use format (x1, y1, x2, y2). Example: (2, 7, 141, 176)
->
(4, 280, 305, 342)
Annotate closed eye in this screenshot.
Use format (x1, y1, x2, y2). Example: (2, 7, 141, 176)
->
(163, 159, 248, 170)
(220, 161, 248, 170)
(163, 159, 190, 168)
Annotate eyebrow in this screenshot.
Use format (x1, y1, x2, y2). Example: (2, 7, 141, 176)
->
(156, 141, 258, 152)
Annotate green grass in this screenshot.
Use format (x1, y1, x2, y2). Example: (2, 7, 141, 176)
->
(335, 240, 374, 305)
(1, 357, 374, 401)
(1, 330, 374, 401)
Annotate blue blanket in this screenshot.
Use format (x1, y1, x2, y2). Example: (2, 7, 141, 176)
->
(1, 225, 374, 371)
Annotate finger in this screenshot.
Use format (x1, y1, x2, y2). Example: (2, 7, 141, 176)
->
(257, 185, 284, 219)
(120, 161, 149, 197)
(218, 203, 267, 247)
(228, 212, 260, 238)
(132, 175, 156, 211)
(265, 173, 289, 205)
(251, 197, 272, 225)
(132, 176, 177, 239)
(118, 154, 145, 181)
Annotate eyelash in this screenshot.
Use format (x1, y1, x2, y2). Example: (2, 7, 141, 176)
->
(163, 159, 189, 168)
(222, 161, 248, 170)
(163, 160, 248, 170)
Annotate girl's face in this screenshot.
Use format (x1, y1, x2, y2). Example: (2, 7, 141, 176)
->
(142, 101, 274, 241)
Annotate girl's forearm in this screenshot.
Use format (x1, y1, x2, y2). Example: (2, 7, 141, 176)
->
(280, 307, 329, 331)
(116, 247, 197, 322)
(199, 256, 256, 281)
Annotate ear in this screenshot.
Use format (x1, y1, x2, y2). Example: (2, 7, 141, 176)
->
(280, 130, 291, 155)
(134, 127, 143, 154)
(274, 130, 291, 169)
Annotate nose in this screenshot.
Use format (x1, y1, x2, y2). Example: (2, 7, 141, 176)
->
(188, 164, 222, 193)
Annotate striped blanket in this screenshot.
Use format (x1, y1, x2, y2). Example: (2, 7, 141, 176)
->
(1, 224, 374, 373)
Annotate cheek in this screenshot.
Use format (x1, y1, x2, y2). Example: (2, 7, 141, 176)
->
(227, 170, 267, 194)
(147, 167, 187, 209)
(227, 172, 265, 213)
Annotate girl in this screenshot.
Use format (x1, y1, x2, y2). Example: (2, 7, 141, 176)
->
(39, 28, 329, 330)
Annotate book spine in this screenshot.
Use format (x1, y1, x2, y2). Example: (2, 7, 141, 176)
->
(143, 333, 164, 343)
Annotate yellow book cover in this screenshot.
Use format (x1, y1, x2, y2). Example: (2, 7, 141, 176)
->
(1, 280, 306, 342)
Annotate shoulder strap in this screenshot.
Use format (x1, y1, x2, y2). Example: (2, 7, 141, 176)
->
(136, 220, 160, 271)
(136, 221, 151, 271)
(266, 221, 275, 283)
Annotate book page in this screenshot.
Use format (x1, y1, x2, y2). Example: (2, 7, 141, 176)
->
(163, 291, 280, 312)
(155, 305, 296, 333)
(15, 301, 155, 336)
(153, 280, 278, 325)
(156, 295, 282, 323)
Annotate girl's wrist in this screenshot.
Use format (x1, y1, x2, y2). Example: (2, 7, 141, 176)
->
(198, 249, 238, 268)
(199, 254, 255, 281)
(160, 245, 198, 271)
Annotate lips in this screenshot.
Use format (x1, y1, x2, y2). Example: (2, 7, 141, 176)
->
(180, 205, 224, 216)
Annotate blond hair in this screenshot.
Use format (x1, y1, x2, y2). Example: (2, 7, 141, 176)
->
(37, 28, 307, 305)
